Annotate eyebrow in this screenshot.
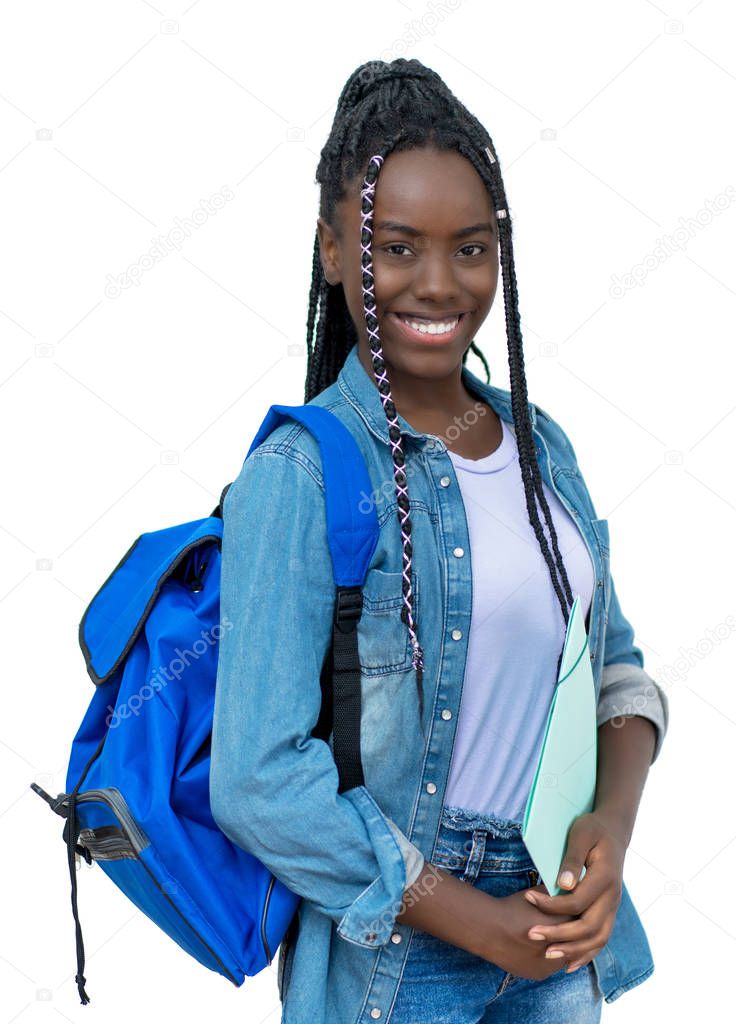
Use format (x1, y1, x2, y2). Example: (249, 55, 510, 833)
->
(375, 220, 495, 239)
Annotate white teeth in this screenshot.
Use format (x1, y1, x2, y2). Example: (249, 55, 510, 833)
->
(398, 314, 460, 335)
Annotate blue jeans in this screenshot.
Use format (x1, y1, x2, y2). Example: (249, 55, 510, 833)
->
(388, 805, 603, 1023)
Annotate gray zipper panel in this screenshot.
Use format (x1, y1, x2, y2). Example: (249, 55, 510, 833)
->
(78, 824, 137, 861)
(74, 787, 150, 853)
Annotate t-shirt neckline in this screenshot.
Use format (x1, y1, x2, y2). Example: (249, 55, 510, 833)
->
(446, 418, 517, 474)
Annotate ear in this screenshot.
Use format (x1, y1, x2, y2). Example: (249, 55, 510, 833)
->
(317, 216, 341, 286)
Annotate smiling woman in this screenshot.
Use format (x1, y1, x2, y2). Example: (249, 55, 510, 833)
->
(210, 56, 668, 1024)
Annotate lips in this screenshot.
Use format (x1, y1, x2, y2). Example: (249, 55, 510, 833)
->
(388, 310, 468, 345)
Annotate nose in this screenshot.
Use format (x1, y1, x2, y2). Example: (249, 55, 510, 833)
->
(411, 243, 461, 305)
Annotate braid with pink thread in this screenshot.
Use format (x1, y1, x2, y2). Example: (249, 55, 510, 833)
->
(359, 152, 426, 725)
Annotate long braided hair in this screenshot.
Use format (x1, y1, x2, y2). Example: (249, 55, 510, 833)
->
(305, 59, 574, 725)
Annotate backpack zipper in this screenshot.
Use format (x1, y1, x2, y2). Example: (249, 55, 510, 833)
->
(261, 875, 276, 965)
(77, 824, 136, 860)
(73, 787, 149, 853)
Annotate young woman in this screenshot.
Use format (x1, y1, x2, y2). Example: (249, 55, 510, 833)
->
(210, 58, 669, 1024)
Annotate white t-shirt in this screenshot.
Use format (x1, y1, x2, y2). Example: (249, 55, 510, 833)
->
(444, 417, 595, 822)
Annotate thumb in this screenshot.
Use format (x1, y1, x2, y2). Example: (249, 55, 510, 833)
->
(557, 852, 587, 891)
(557, 817, 595, 890)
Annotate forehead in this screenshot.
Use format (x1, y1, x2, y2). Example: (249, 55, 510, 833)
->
(342, 147, 493, 236)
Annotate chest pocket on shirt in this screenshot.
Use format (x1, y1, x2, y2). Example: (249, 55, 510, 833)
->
(357, 568, 419, 675)
(590, 518, 610, 623)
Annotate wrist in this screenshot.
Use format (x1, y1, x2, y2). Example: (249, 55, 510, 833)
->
(593, 803, 635, 849)
(477, 893, 507, 962)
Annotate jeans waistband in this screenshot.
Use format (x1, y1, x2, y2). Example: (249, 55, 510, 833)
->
(435, 805, 535, 878)
(440, 804, 525, 839)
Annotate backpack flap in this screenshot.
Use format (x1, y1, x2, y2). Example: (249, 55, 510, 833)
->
(79, 516, 223, 687)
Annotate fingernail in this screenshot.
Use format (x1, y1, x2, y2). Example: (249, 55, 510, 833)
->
(546, 949, 565, 958)
(559, 871, 575, 888)
(524, 892, 538, 904)
(566, 962, 582, 973)
(529, 931, 546, 941)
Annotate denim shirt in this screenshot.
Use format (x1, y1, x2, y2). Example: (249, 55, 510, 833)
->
(210, 342, 669, 1022)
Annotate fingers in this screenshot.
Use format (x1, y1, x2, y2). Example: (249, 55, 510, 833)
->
(544, 942, 604, 965)
(528, 917, 600, 945)
(524, 874, 600, 916)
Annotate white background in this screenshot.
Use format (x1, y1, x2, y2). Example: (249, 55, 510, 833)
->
(3, 0, 733, 1020)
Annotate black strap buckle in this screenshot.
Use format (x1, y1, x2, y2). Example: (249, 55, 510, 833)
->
(334, 586, 363, 632)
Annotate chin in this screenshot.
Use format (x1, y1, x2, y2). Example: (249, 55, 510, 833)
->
(377, 343, 464, 380)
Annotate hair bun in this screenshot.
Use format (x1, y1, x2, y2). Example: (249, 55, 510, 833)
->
(339, 59, 437, 111)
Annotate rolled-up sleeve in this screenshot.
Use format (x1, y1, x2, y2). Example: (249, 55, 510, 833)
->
(386, 817, 425, 888)
(597, 572, 670, 764)
(209, 445, 422, 948)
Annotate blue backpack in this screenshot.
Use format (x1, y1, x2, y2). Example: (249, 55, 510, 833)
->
(31, 404, 379, 1005)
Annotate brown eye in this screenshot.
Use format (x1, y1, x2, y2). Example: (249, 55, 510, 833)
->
(383, 244, 413, 256)
(458, 244, 487, 257)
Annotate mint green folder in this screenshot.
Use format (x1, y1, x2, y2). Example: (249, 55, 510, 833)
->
(521, 594, 597, 896)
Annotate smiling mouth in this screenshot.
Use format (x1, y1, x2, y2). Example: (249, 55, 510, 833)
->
(388, 310, 469, 343)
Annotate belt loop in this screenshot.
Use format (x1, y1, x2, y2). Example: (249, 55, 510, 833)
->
(461, 828, 487, 883)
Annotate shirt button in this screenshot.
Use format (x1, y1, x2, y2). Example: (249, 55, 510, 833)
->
(426, 781, 437, 794)
(441, 708, 452, 720)
(426, 439, 436, 450)
(391, 931, 403, 944)
(366, 931, 377, 941)
(597, 579, 603, 588)
(440, 475, 451, 487)
(370, 1009, 382, 1019)
(451, 628, 462, 640)
(453, 547, 464, 557)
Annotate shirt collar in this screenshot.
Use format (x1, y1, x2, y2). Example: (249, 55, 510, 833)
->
(336, 342, 537, 449)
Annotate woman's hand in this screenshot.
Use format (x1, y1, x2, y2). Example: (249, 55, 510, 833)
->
(522, 810, 627, 972)
(484, 889, 577, 980)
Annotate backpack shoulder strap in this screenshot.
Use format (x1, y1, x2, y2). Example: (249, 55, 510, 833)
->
(243, 403, 379, 792)
(245, 404, 379, 587)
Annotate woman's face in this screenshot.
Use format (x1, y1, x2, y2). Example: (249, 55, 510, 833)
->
(317, 146, 499, 396)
